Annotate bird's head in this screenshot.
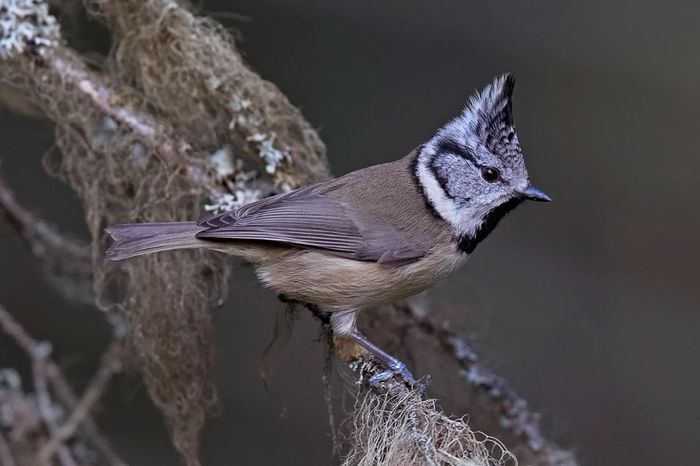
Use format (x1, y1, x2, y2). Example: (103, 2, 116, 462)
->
(415, 74, 550, 252)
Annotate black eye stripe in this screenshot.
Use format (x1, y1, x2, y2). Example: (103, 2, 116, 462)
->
(435, 138, 476, 164)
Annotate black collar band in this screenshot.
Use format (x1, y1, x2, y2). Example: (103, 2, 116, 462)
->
(456, 197, 524, 254)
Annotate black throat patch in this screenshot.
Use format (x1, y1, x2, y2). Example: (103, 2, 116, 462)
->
(457, 197, 524, 254)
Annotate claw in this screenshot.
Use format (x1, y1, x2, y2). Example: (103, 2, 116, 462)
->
(367, 359, 415, 386)
(349, 330, 425, 389)
(368, 370, 395, 386)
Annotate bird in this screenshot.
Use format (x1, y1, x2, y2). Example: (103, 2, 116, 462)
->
(105, 74, 550, 386)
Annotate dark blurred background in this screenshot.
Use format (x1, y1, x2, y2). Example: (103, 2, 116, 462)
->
(1, 1, 699, 465)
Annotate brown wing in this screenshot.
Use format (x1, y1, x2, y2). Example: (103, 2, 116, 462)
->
(195, 183, 427, 265)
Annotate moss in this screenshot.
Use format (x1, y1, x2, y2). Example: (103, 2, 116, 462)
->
(342, 386, 515, 466)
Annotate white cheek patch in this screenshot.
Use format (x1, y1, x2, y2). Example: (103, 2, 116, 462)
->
(416, 149, 487, 238)
(417, 151, 457, 221)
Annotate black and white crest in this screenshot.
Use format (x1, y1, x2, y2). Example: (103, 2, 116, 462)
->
(464, 74, 520, 159)
(442, 73, 522, 164)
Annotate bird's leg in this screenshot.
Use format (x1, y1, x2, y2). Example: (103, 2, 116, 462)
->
(350, 330, 418, 388)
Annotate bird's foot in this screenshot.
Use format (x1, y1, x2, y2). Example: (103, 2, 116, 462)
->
(349, 329, 426, 390)
(368, 358, 420, 388)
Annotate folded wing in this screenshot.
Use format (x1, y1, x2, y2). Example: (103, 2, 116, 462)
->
(196, 185, 426, 265)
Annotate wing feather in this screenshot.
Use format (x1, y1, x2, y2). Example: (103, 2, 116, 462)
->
(195, 186, 426, 264)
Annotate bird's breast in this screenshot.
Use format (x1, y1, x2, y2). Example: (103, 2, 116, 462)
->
(255, 240, 465, 309)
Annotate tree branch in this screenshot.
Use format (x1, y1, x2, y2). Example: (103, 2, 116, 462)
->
(0, 303, 127, 466)
(2, 46, 226, 204)
(0, 169, 128, 463)
(0, 168, 94, 305)
(38, 341, 124, 463)
(32, 353, 79, 466)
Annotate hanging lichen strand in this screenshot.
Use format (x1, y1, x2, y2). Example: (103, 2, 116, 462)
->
(79, 5, 329, 460)
(0, 1, 329, 464)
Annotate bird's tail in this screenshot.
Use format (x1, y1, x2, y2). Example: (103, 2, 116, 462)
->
(105, 222, 206, 261)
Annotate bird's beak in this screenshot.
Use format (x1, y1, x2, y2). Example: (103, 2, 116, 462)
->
(520, 185, 551, 202)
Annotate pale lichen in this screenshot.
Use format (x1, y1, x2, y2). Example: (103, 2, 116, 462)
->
(227, 92, 294, 189)
(204, 147, 265, 213)
(0, 368, 41, 435)
(209, 147, 236, 178)
(229, 94, 252, 113)
(247, 131, 291, 176)
(204, 177, 264, 213)
(0, 0, 60, 59)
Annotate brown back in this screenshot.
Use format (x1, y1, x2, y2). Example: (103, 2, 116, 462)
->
(196, 150, 450, 265)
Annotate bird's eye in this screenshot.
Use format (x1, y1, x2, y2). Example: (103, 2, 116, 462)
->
(480, 167, 500, 183)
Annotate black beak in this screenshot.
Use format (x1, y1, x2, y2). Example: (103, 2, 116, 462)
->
(521, 185, 551, 202)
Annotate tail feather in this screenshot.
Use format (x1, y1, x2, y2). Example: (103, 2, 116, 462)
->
(105, 222, 206, 261)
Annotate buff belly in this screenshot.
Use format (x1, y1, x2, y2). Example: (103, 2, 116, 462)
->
(254, 242, 465, 311)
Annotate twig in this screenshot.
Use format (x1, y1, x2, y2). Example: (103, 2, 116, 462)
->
(0, 303, 127, 466)
(33, 356, 79, 466)
(0, 303, 78, 465)
(47, 364, 129, 466)
(0, 302, 75, 465)
(39, 341, 124, 462)
(51, 49, 223, 199)
(1, 42, 226, 203)
(0, 302, 41, 355)
(0, 168, 94, 305)
(0, 168, 34, 234)
(0, 171, 125, 464)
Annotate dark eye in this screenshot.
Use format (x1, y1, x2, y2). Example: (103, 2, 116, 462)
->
(480, 167, 500, 183)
